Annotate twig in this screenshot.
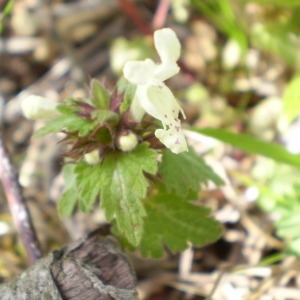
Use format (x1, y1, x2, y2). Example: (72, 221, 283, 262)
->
(0, 134, 42, 265)
(117, 0, 152, 35)
(206, 269, 226, 299)
(152, 0, 171, 30)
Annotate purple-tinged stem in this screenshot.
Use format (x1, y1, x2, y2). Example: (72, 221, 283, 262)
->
(0, 134, 42, 265)
(152, 0, 171, 30)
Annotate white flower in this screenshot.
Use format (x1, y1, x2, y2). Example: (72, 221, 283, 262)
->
(21, 95, 58, 120)
(123, 28, 188, 154)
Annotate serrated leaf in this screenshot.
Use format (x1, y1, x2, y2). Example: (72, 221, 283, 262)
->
(58, 164, 79, 216)
(34, 105, 98, 137)
(91, 79, 110, 109)
(99, 143, 158, 246)
(159, 148, 223, 197)
(75, 161, 102, 212)
(58, 189, 78, 217)
(140, 192, 223, 257)
(110, 221, 136, 252)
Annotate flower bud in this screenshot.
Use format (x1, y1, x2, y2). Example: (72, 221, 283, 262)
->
(21, 95, 58, 120)
(117, 131, 138, 152)
(84, 149, 100, 165)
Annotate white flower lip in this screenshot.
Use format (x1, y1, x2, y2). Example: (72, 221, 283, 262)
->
(123, 28, 188, 154)
(21, 95, 58, 120)
(154, 27, 181, 65)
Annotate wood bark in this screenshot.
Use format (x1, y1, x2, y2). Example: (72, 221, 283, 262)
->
(0, 229, 139, 300)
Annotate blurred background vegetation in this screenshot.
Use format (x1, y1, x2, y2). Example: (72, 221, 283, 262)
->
(2, 0, 300, 298)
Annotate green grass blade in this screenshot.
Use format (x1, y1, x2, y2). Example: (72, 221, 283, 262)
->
(189, 127, 300, 168)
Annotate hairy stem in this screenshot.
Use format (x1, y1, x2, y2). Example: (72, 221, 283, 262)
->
(0, 134, 42, 265)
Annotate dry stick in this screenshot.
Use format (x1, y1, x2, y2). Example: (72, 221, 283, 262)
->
(117, 0, 153, 35)
(152, 0, 171, 30)
(0, 134, 42, 265)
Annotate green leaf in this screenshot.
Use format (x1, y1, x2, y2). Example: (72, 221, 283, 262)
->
(191, 0, 248, 55)
(269, 185, 300, 258)
(282, 73, 300, 124)
(58, 189, 78, 217)
(99, 143, 158, 246)
(59, 162, 102, 215)
(159, 148, 223, 197)
(192, 127, 300, 169)
(117, 77, 131, 94)
(34, 105, 98, 137)
(91, 109, 119, 125)
(276, 212, 300, 239)
(75, 161, 102, 212)
(0, 0, 14, 34)
(245, 0, 300, 7)
(140, 191, 223, 257)
(91, 79, 110, 109)
(251, 22, 298, 67)
(58, 164, 79, 216)
(117, 77, 136, 113)
(58, 161, 104, 216)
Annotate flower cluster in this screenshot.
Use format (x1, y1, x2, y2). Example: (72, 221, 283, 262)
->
(123, 28, 188, 154)
(21, 28, 187, 155)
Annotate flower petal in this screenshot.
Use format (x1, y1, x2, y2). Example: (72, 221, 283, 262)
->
(135, 84, 188, 152)
(155, 127, 188, 154)
(140, 85, 185, 124)
(154, 28, 181, 64)
(130, 93, 146, 122)
(123, 59, 156, 85)
(21, 95, 58, 120)
(135, 85, 161, 121)
(155, 62, 180, 82)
